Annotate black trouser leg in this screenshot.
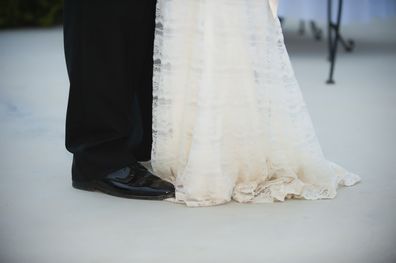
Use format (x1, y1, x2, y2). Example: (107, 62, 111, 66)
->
(63, 1, 156, 181)
(126, 2, 156, 162)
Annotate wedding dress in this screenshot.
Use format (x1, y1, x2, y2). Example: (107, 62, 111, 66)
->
(151, 0, 361, 207)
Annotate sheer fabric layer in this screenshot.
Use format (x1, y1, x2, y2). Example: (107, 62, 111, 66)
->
(151, 0, 361, 207)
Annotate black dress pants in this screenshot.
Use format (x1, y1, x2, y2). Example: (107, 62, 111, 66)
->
(63, 0, 157, 181)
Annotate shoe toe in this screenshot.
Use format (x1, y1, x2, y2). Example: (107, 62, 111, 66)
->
(153, 179, 175, 193)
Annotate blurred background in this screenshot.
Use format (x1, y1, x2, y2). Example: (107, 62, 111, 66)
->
(0, 0, 63, 28)
(0, 1, 395, 263)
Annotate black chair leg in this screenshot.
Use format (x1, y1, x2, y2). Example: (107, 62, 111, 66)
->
(327, 0, 343, 84)
(310, 21, 323, 41)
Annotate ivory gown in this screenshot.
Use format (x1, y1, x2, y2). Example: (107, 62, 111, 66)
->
(150, 0, 361, 206)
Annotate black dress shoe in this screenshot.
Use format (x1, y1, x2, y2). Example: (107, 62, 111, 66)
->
(72, 162, 175, 200)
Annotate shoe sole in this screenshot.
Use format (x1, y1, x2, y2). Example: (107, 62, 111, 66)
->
(72, 180, 175, 201)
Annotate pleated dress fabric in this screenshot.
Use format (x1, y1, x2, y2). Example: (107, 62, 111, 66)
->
(151, 0, 361, 207)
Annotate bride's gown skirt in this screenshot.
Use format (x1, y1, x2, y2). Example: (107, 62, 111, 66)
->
(151, 0, 361, 206)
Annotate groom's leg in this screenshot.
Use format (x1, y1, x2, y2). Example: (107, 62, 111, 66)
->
(127, 1, 157, 161)
(64, 1, 156, 181)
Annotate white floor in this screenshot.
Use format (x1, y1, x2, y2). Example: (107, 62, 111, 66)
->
(0, 19, 395, 263)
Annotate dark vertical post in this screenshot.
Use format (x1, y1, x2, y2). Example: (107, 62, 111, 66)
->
(327, 0, 343, 84)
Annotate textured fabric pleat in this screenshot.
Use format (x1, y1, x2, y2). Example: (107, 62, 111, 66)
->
(151, 0, 361, 207)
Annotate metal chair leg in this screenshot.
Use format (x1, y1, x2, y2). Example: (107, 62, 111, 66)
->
(327, 0, 343, 84)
